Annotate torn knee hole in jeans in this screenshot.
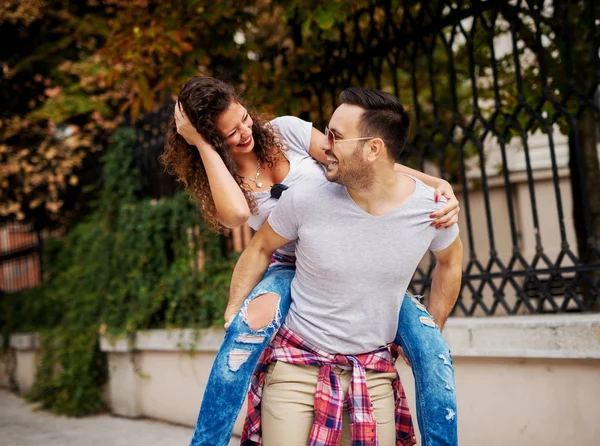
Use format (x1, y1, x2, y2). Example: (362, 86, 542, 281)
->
(240, 292, 282, 332)
(228, 349, 252, 371)
(445, 408, 456, 421)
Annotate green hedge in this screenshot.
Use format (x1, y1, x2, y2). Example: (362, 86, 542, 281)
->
(0, 127, 233, 415)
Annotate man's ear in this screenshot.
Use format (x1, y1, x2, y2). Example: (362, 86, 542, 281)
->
(367, 138, 386, 162)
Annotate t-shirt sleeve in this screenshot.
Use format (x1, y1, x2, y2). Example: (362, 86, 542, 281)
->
(269, 116, 313, 154)
(414, 178, 460, 252)
(267, 188, 299, 241)
(430, 223, 460, 252)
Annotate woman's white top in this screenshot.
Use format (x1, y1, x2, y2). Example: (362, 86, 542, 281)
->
(246, 116, 325, 265)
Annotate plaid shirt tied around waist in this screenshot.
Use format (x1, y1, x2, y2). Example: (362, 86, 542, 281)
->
(241, 326, 416, 446)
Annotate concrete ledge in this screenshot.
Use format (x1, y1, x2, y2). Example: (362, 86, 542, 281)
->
(98, 314, 600, 360)
(99, 328, 225, 353)
(3, 333, 41, 394)
(444, 313, 600, 359)
(99, 335, 133, 353)
(136, 328, 225, 352)
(9, 333, 39, 351)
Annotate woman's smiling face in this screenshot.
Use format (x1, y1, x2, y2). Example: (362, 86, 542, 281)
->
(216, 101, 255, 154)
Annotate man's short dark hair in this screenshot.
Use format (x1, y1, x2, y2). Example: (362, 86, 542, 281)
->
(339, 88, 411, 160)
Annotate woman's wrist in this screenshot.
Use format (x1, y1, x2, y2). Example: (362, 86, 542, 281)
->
(194, 137, 209, 149)
(195, 139, 216, 155)
(437, 178, 450, 188)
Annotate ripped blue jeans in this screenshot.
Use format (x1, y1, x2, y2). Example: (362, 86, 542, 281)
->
(190, 265, 457, 446)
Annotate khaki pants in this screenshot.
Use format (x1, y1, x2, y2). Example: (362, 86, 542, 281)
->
(261, 361, 397, 446)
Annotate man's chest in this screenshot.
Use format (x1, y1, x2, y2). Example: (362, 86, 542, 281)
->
(296, 212, 432, 283)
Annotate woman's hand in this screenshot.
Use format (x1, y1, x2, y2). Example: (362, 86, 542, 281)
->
(174, 101, 207, 147)
(430, 180, 460, 229)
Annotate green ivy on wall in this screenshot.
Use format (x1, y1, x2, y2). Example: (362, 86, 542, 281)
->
(0, 127, 234, 416)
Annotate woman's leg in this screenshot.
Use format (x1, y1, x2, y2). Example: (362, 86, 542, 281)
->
(395, 293, 458, 446)
(190, 265, 295, 446)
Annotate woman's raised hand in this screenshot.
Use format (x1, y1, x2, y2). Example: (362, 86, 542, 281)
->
(174, 101, 208, 147)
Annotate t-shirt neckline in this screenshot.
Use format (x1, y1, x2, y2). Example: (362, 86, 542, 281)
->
(341, 174, 419, 218)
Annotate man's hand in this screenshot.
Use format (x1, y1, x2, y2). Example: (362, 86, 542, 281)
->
(398, 346, 411, 367)
(223, 304, 239, 329)
(224, 313, 235, 330)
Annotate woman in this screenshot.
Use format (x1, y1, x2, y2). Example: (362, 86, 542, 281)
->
(162, 76, 459, 446)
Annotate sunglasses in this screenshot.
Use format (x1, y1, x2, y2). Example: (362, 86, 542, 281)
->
(324, 127, 375, 148)
(270, 183, 289, 199)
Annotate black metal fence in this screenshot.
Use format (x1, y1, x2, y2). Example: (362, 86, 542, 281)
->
(269, 0, 600, 316)
(140, 0, 599, 316)
(135, 105, 179, 200)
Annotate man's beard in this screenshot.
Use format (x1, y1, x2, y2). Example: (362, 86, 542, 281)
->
(325, 148, 375, 190)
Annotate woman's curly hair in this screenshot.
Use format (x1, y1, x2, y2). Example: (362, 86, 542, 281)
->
(161, 76, 282, 231)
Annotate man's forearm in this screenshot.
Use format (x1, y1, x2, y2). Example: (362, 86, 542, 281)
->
(427, 261, 462, 331)
(225, 244, 272, 320)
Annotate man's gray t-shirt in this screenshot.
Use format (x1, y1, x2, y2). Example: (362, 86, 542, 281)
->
(268, 174, 459, 355)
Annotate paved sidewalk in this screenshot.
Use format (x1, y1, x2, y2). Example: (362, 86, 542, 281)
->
(0, 390, 240, 446)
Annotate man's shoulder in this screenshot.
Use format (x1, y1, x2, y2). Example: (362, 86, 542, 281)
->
(285, 176, 341, 206)
(402, 174, 444, 208)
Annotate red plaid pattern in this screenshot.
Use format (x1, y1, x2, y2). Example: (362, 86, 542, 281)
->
(241, 326, 416, 446)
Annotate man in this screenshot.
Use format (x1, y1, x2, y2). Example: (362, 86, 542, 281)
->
(230, 88, 463, 445)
